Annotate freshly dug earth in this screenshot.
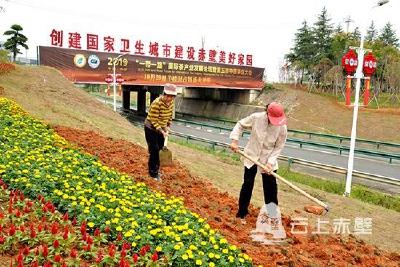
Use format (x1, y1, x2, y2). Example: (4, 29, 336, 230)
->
(53, 126, 400, 266)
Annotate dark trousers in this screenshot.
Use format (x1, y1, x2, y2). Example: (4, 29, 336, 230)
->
(144, 126, 165, 178)
(236, 164, 278, 218)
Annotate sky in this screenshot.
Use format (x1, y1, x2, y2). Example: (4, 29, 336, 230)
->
(0, 0, 398, 82)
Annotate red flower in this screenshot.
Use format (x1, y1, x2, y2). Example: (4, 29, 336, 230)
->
(15, 209, 21, 217)
(9, 224, 16, 236)
(117, 232, 122, 241)
(26, 201, 33, 208)
(86, 235, 93, 245)
(17, 251, 23, 263)
(122, 242, 131, 250)
(95, 251, 103, 263)
(19, 224, 25, 232)
(53, 239, 60, 248)
(121, 248, 127, 258)
(43, 262, 52, 267)
(119, 258, 126, 267)
(23, 246, 30, 256)
(140, 247, 146, 256)
(84, 244, 91, 251)
(63, 227, 69, 240)
(30, 261, 39, 267)
(94, 228, 101, 237)
(54, 254, 61, 263)
(133, 254, 139, 263)
(70, 248, 78, 258)
(62, 212, 68, 221)
(82, 232, 87, 242)
(72, 217, 77, 226)
(108, 245, 115, 257)
(0, 236, 5, 244)
(151, 252, 158, 262)
(37, 224, 43, 233)
(42, 245, 49, 257)
(51, 222, 58, 235)
(80, 222, 87, 235)
(104, 226, 111, 234)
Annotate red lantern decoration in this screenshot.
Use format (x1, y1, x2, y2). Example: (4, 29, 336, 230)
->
(342, 49, 358, 75)
(363, 52, 377, 77)
(104, 74, 113, 84)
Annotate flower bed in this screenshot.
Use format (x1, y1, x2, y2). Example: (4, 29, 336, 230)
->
(0, 186, 160, 266)
(0, 98, 252, 266)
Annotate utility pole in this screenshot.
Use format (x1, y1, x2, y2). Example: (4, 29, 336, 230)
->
(344, 16, 353, 33)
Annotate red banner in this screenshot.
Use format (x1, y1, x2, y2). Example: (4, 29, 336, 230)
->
(38, 46, 264, 90)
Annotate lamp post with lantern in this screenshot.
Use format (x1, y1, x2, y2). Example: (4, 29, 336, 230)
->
(344, 0, 389, 197)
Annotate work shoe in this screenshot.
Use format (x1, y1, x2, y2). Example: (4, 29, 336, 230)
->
(153, 172, 163, 182)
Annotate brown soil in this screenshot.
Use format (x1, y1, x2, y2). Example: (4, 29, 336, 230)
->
(54, 125, 400, 267)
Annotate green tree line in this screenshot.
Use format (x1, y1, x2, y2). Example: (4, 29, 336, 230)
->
(283, 7, 400, 104)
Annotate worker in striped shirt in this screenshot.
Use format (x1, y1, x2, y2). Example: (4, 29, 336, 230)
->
(144, 83, 177, 180)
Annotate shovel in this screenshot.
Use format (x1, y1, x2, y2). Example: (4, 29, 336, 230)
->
(237, 150, 330, 215)
(160, 135, 173, 167)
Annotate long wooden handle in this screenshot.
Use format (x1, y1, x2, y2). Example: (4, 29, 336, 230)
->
(237, 150, 330, 212)
(164, 135, 168, 147)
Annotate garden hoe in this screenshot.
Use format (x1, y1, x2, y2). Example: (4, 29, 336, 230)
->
(237, 150, 330, 215)
(160, 136, 173, 167)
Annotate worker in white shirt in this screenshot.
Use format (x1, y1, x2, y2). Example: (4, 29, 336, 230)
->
(230, 102, 287, 235)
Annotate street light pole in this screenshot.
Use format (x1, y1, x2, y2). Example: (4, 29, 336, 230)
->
(344, 0, 389, 196)
(112, 52, 129, 112)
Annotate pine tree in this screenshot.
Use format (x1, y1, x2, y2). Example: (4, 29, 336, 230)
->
(351, 27, 361, 41)
(286, 20, 315, 83)
(3, 24, 28, 62)
(379, 22, 399, 47)
(335, 24, 344, 34)
(312, 7, 334, 61)
(366, 21, 378, 42)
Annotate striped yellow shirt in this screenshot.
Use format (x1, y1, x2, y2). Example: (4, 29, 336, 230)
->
(146, 96, 174, 130)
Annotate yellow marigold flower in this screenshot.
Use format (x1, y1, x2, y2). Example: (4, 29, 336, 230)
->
(219, 238, 227, 244)
(208, 252, 215, 258)
(174, 244, 180, 250)
(239, 258, 245, 263)
(88, 222, 95, 228)
(181, 254, 188, 260)
(124, 231, 133, 237)
(222, 249, 229, 254)
(131, 242, 137, 247)
(195, 259, 202, 265)
(116, 226, 123, 231)
(209, 263, 215, 267)
(228, 256, 235, 262)
(156, 246, 162, 252)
